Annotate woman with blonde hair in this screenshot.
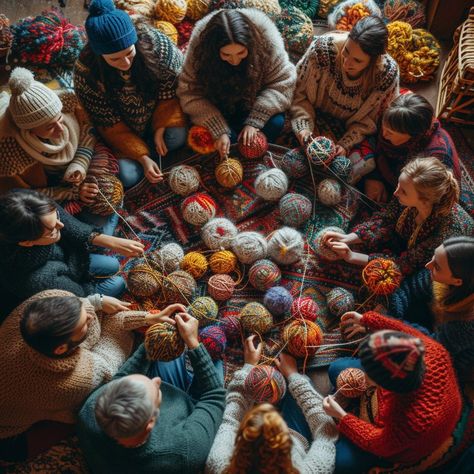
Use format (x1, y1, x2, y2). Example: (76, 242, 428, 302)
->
(325, 156, 473, 275)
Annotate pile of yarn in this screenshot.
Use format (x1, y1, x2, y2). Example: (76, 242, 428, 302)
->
(329, 155, 353, 182)
(280, 147, 309, 178)
(279, 193, 312, 228)
(362, 258, 402, 296)
(0, 14, 12, 58)
(238, 131, 268, 159)
(306, 136, 337, 167)
(290, 296, 319, 322)
(336, 367, 367, 397)
(255, 168, 289, 201)
(383, 0, 426, 28)
(188, 296, 219, 327)
(169, 164, 200, 196)
(186, 0, 210, 20)
(127, 262, 163, 297)
(249, 259, 281, 291)
(86, 175, 124, 216)
(163, 270, 196, 304)
(264, 286, 293, 316)
(244, 365, 287, 403)
(187, 125, 216, 154)
(209, 250, 238, 274)
(199, 325, 227, 359)
(150, 243, 184, 274)
(208, 274, 235, 301)
(282, 319, 322, 358)
(326, 287, 355, 317)
(221, 314, 241, 340)
(154, 0, 187, 24)
(328, 0, 381, 31)
(311, 226, 346, 261)
(215, 157, 243, 188)
(145, 322, 185, 361)
(240, 302, 273, 334)
(115, 0, 157, 18)
(232, 231, 268, 264)
(268, 227, 304, 265)
(317, 178, 342, 207)
(181, 192, 217, 226)
(202, 218, 238, 250)
(180, 251, 208, 278)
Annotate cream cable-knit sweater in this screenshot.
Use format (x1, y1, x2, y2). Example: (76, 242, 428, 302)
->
(291, 32, 399, 151)
(205, 364, 338, 474)
(0, 289, 148, 439)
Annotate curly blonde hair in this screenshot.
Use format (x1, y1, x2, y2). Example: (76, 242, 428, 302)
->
(225, 403, 299, 474)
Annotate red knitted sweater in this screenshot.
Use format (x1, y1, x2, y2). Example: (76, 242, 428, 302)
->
(338, 311, 462, 464)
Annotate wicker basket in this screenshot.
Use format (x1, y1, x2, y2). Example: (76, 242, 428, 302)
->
(436, 7, 474, 125)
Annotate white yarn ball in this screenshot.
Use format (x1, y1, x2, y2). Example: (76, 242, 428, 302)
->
(268, 227, 304, 265)
(318, 178, 342, 206)
(254, 168, 289, 201)
(201, 218, 238, 250)
(153, 243, 184, 273)
(169, 165, 200, 196)
(231, 231, 268, 264)
(313, 226, 346, 261)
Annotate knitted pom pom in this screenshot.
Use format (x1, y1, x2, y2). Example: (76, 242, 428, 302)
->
(254, 168, 289, 201)
(215, 157, 243, 188)
(186, 0, 210, 20)
(187, 125, 216, 154)
(244, 365, 287, 403)
(238, 131, 268, 159)
(232, 231, 268, 265)
(86, 174, 124, 216)
(199, 324, 227, 360)
(268, 227, 304, 265)
(208, 274, 235, 301)
(312, 226, 346, 261)
(88, 0, 116, 16)
(306, 136, 336, 166)
(181, 192, 217, 226)
(362, 258, 402, 296)
(221, 314, 242, 340)
(127, 262, 163, 297)
(240, 302, 273, 334)
(263, 286, 293, 316)
(8, 67, 34, 94)
(326, 287, 354, 317)
(336, 367, 367, 398)
(169, 164, 200, 196)
(154, 0, 187, 24)
(153, 20, 178, 43)
(329, 155, 353, 182)
(280, 147, 309, 178)
(202, 218, 238, 250)
(209, 250, 237, 274)
(180, 251, 208, 278)
(145, 322, 185, 361)
(150, 243, 184, 274)
(282, 319, 322, 358)
(279, 193, 312, 228)
(188, 296, 219, 327)
(163, 270, 196, 304)
(318, 178, 342, 207)
(249, 259, 281, 291)
(290, 296, 319, 322)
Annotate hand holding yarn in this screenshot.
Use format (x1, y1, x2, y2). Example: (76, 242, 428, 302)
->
(322, 395, 347, 420)
(274, 352, 298, 378)
(146, 303, 187, 326)
(139, 155, 163, 183)
(239, 125, 258, 147)
(296, 129, 312, 146)
(100, 235, 145, 257)
(327, 240, 353, 262)
(175, 312, 200, 349)
(340, 311, 366, 340)
(244, 335, 263, 365)
(215, 133, 231, 158)
(79, 182, 99, 204)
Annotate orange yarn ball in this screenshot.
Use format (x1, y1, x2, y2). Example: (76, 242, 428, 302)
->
(188, 125, 216, 154)
(208, 274, 235, 301)
(209, 250, 237, 274)
(180, 251, 208, 278)
(282, 320, 323, 358)
(336, 368, 367, 398)
(362, 258, 402, 296)
(215, 157, 243, 188)
(145, 322, 185, 361)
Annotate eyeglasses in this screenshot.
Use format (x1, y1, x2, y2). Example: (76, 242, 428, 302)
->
(42, 210, 62, 239)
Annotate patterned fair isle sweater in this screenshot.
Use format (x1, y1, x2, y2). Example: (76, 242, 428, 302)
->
(74, 22, 186, 161)
(338, 311, 462, 464)
(290, 32, 399, 151)
(0, 289, 149, 439)
(205, 364, 338, 474)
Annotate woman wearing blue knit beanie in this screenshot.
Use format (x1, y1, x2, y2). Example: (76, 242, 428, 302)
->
(74, 0, 187, 188)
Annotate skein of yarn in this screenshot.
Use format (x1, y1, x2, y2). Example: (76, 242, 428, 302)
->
(209, 250, 238, 274)
(231, 231, 268, 265)
(263, 286, 293, 316)
(240, 302, 273, 334)
(280, 147, 309, 178)
(326, 287, 355, 317)
(199, 324, 227, 359)
(268, 227, 304, 265)
(181, 192, 217, 226)
(238, 131, 268, 159)
(208, 274, 236, 301)
(306, 136, 336, 167)
(215, 157, 243, 188)
(336, 367, 367, 398)
(362, 258, 402, 296)
(169, 165, 200, 196)
(312, 226, 346, 261)
(254, 168, 289, 201)
(180, 251, 208, 278)
(318, 178, 342, 206)
(248, 259, 281, 291)
(188, 296, 219, 327)
(202, 218, 238, 250)
(244, 365, 287, 403)
(145, 322, 185, 361)
(87, 174, 124, 216)
(282, 319, 322, 358)
(154, 0, 187, 23)
(279, 193, 312, 228)
(127, 262, 163, 297)
(290, 296, 319, 322)
(162, 270, 196, 304)
(150, 243, 184, 274)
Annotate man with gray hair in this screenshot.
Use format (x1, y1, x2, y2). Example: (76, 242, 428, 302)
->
(77, 311, 226, 473)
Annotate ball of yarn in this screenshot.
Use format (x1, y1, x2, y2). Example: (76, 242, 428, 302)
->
(249, 259, 281, 291)
(169, 165, 200, 196)
(186, 0, 210, 19)
(155, 20, 179, 40)
(154, 0, 187, 23)
(188, 296, 219, 327)
(383, 0, 426, 28)
(279, 193, 312, 228)
(209, 250, 238, 274)
(326, 287, 355, 317)
(282, 319, 322, 358)
(180, 251, 208, 278)
(290, 296, 319, 322)
(243, 0, 281, 14)
(0, 15, 13, 57)
(221, 314, 242, 340)
(254, 168, 289, 201)
(181, 192, 217, 226)
(312, 226, 346, 261)
(176, 19, 194, 46)
(268, 227, 304, 265)
(202, 218, 238, 250)
(280, 147, 309, 178)
(199, 324, 227, 360)
(145, 322, 185, 361)
(318, 0, 343, 18)
(232, 231, 268, 265)
(362, 258, 402, 296)
(244, 365, 287, 403)
(187, 125, 216, 154)
(150, 243, 184, 274)
(238, 131, 268, 159)
(318, 178, 342, 206)
(336, 368, 367, 398)
(328, 0, 381, 31)
(127, 262, 163, 297)
(240, 302, 273, 334)
(116, 0, 157, 18)
(208, 274, 235, 301)
(215, 157, 243, 188)
(263, 286, 293, 316)
(279, 0, 318, 18)
(87, 175, 124, 216)
(306, 136, 337, 167)
(163, 270, 196, 304)
(329, 155, 353, 182)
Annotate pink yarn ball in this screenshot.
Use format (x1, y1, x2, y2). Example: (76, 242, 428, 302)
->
(290, 296, 319, 322)
(207, 274, 235, 301)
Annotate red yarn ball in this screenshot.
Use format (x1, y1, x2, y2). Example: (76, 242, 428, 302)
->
(362, 258, 402, 296)
(187, 125, 216, 154)
(199, 325, 227, 360)
(244, 365, 287, 403)
(336, 368, 367, 398)
(290, 296, 319, 322)
(237, 131, 268, 159)
(282, 320, 323, 358)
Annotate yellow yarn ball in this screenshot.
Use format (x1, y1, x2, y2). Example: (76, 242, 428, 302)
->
(209, 250, 237, 274)
(155, 0, 187, 24)
(153, 20, 178, 44)
(180, 251, 208, 278)
(186, 0, 210, 20)
(215, 157, 243, 189)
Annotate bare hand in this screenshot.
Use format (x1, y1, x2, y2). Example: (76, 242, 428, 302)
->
(154, 127, 168, 157)
(365, 179, 388, 203)
(274, 352, 298, 377)
(297, 130, 312, 146)
(239, 125, 258, 147)
(327, 240, 353, 261)
(140, 155, 163, 184)
(66, 170, 85, 184)
(107, 236, 145, 257)
(334, 144, 346, 157)
(340, 311, 366, 339)
(146, 303, 186, 326)
(101, 296, 132, 314)
(175, 312, 200, 349)
(322, 231, 349, 246)
(214, 134, 231, 159)
(243, 335, 262, 365)
(79, 182, 99, 204)
(323, 395, 347, 420)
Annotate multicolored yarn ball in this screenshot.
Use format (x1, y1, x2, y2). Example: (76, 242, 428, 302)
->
(263, 286, 293, 316)
(238, 131, 268, 159)
(162, 270, 196, 304)
(329, 155, 353, 182)
(328, 0, 381, 31)
(249, 259, 281, 291)
(240, 302, 273, 334)
(362, 258, 402, 296)
(215, 157, 243, 188)
(86, 174, 124, 216)
(154, 0, 187, 24)
(254, 168, 289, 201)
(280, 147, 309, 178)
(145, 322, 185, 361)
(336, 368, 367, 398)
(231, 231, 268, 265)
(169, 164, 200, 196)
(0, 15, 13, 58)
(188, 296, 219, 327)
(150, 243, 184, 274)
(268, 227, 304, 265)
(279, 193, 312, 228)
(199, 324, 227, 360)
(290, 296, 319, 322)
(221, 314, 242, 340)
(209, 250, 238, 274)
(318, 178, 342, 207)
(187, 125, 216, 154)
(127, 262, 163, 297)
(180, 251, 208, 278)
(306, 136, 337, 167)
(326, 287, 355, 317)
(176, 19, 194, 46)
(282, 319, 322, 358)
(383, 0, 426, 28)
(186, 0, 210, 19)
(116, 0, 157, 18)
(153, 20, 178, 43)
(181, 192, 217, 226)
(312, 226, 346, 261)
(208, 274, 235, 301)
(202, 218, 238, 250)
(244, 365, 287, 404)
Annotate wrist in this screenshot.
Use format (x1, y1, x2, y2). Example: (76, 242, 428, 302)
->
(91, 233, 112, 248)
(186, 338, 200, 350)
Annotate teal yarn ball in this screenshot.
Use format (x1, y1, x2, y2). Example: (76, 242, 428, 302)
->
(329, 155, 353, 182)
(280, 147, 309, 178)
(264, 286, 293, 316)
(326, 287, 355, 317)
(188, 296, 219, 327)
(279, 193, 312, 228)
(249, 259, 282, 291)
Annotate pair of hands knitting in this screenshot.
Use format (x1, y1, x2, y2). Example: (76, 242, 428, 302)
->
(214, 125, 259, 158)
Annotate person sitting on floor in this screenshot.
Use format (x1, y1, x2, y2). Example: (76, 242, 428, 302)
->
(177, 8, 296, 158)
(325, 157, 473, 276)
(77, 312, 226, 474)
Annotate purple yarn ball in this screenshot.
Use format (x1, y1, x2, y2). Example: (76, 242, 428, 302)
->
(221, 315, 242, 341)
(199, 324, 227, 360)
(263, 286, 293, 316)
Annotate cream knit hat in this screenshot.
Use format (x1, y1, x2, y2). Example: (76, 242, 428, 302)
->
(8, 67, 63, 129)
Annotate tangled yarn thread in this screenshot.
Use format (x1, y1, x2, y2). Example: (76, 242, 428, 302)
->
(306, 136, 337, 167)
(240, 302, 273, 334)
(145, 322, 185, 361)
(362, 258, 402, 296)
(221, 315, 242, 340)
(208, 274, 236, 301)
(199, 324, 227, 360)
(186, 0, 210, 20)
(383, 0, 426, 28)
(115, 0, 157, 18)
(336, 367, 367, 397)
(202, 218, 238, 250)
(290, 296, 319, 323)
(280, 147, 309, 178)
(326, 287, 355, 317)
(150, 243, 184, 274)
(180, 251, 208, 278)
(162, 270, 196, 304)
(248, 259, 282, 291)
(154, 0, 187, 24)
(328, 0, 381, 31)
(282, 319, 322, 358)
(87, 174, 124, 216)
(244, 365, 287, 403)
(329, 155, 353, 182)
(318, 178, 342, 207)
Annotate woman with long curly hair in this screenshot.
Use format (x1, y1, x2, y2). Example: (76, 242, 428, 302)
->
(177, 9, 296, 158)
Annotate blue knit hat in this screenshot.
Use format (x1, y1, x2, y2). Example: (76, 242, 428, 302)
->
(86, 0, 138, 55)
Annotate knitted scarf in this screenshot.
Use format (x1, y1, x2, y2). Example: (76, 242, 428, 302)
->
(431, 281, 474, 325)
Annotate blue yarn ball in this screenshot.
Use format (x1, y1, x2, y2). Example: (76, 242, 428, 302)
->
(263, 286, 293, 316)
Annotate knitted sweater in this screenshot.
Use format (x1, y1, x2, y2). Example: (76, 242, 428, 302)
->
(0, 90, 96, 202)
(352, 198, 474, 275)
(74, 22, 185, 161)
(205, 364, 338, 474)
(177, 9, 297, 141)
(338, 311, 462, 464)
(78, 343, 226, 474)
(0, 289, 149, 439)
(290, 32, 399, 151)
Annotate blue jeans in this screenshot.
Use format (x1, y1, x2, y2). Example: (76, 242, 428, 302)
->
(278, 391, 312, 441)
(78, 209, 120, 236)
(89, 253, 126, 297)
(228, 113, 285, 144)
